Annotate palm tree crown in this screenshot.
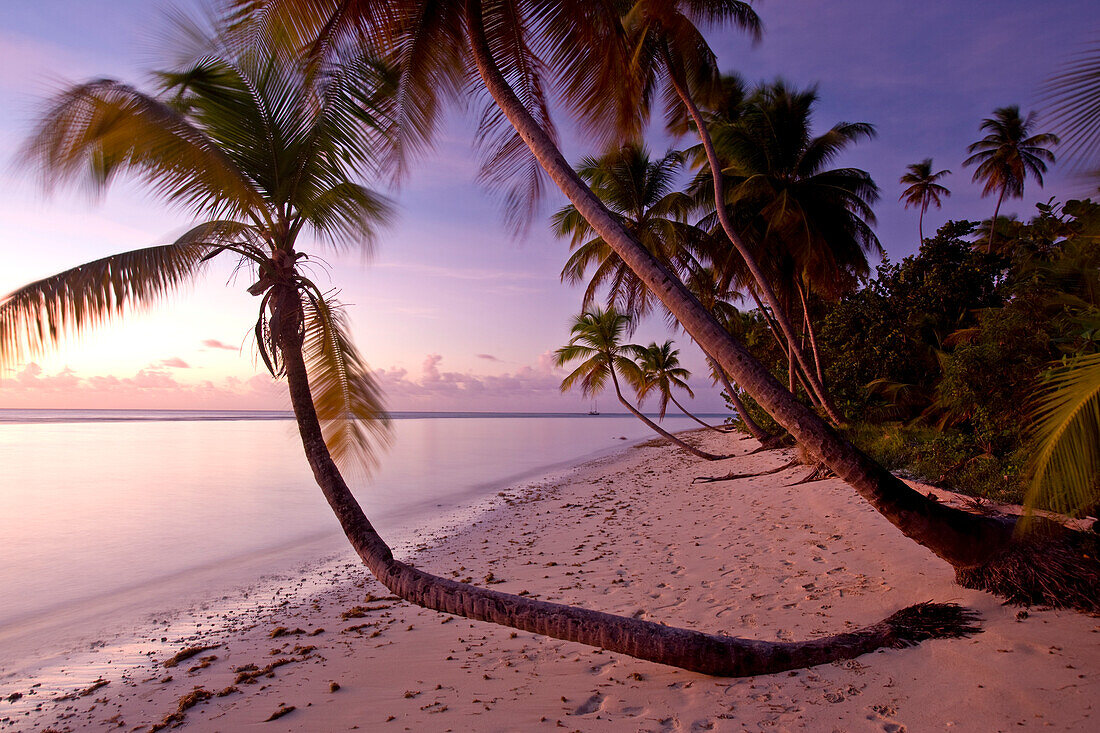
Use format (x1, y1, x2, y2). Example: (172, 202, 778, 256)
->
(553, 308, 643, 398)
(899, 158, 951, 241)
(635, 340, 694, 420)
(555, 143, 702, 318)
(964, 106, 1059, 247)
(2, 22, 395, 469)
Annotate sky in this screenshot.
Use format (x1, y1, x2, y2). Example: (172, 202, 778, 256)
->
(0, 1, 1096, 413)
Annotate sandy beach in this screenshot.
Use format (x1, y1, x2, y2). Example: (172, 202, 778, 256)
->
(7, 429, 1098, 732)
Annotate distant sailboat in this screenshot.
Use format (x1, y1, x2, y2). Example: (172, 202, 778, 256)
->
(587, 400, 600, 415)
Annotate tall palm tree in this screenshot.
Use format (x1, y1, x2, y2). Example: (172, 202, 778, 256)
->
(611, 1, 842, 423)
(0, 23, 961, 677)
(555, 309, 726, 460)
(964, 106, 1059, 250)
(635, 339, 728, 432)
(237, 0, 1099, 609)
(702, 80, 881, 390)
(900, 158, 951, 242)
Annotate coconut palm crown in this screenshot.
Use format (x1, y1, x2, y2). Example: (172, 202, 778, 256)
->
(899, 158, 951, 241)
(635, 340, 694, 420)
(1, 22, 395, 469)
(963, 105, 1059, 248)
(554, 143, 702, 319)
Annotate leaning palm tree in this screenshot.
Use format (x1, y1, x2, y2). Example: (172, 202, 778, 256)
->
(900, 158, 951, 242)
(555, 309, 726, 460)
(1, 22, 980, 677)
(237, 0, 1100, 611)
(635, 339, 729, 432)
(963, 106, 1059, 250)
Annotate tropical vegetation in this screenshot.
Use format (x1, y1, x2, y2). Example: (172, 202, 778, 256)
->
(0, 3, 987, 678)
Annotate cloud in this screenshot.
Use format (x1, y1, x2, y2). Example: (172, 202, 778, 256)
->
(202, 339, 239, 351)
(475, 353, 501, 362)
(159, 357, 190, 369)
(0, 362, 285, 409)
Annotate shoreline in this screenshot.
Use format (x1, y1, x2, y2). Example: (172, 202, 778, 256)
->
(5, 430, 1099, 731)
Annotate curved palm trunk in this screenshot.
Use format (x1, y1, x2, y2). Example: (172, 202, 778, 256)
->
(662, 63, 843, 426)
(667, 392, 733, 433)
(918, 204, 926, 242)
(796, 281, 826, 386)
(705, 353, 773, 443)
(271, 285, 973, 675)
(465, 0, 1015, 570)
(609, 368, 726, 461)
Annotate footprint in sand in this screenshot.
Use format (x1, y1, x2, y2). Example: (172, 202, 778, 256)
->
(571, 692, 604, 715)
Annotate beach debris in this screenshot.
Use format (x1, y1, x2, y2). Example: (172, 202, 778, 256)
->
(187, 655, 218, 673)
(216, 686, 239, 697)
(341, 604, 391, 619)
(163, 644, 220, 668)
(329, 682, 340, 693)
(264, 704, 296, 722)
(149, 686, 212, 732)
(4, 692, 21, 703)
(269, 626, 306, 638)
(235, 658, 294, 685)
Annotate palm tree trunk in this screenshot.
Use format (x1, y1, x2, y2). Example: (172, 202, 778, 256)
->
(918, 204, 925, 242)
(608, 368, 726, 460)
(796, 280, 826, 387)
(464, 0, 1015, 570)
(705, 353, 773, 443)
(988, 188, 1006, 251)
(662, 57, 844, 426)
(666, 392, 731, 433)
(752, 287, 823, 412)
(271, 284, 970, 674)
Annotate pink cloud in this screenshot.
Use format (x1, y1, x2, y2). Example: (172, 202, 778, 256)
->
(159, 357, 190, 369)
(475, 353, 501, 362)
(201, 339, 239, 351)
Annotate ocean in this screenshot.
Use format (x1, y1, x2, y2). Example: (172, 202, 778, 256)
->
(0, 409, 713, 684)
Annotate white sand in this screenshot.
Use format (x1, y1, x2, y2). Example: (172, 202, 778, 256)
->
(8, 431, 1098, 732)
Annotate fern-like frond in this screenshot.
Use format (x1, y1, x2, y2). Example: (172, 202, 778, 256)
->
(0, 239, 216, 369)
(1026, 354, 1100, 519)
(301, 294, 392, 474)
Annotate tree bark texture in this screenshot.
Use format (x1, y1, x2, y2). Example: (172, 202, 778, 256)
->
(271, 283, 979, 674)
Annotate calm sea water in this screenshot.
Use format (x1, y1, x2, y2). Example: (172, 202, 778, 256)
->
(0, 409, 710, 675)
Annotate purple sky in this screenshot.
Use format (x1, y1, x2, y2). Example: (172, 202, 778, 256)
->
(0, 1, 1095, 413)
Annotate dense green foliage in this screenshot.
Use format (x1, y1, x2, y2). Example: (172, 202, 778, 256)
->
(728, 200, 1100, 507)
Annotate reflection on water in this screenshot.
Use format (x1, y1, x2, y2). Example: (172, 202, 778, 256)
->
(0, 412, 707, 628)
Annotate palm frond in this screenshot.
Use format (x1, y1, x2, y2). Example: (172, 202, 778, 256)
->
(1026, 354, 1100, 519)
(20, 79, 264, 221)
(301, 293, 392, 474)
(0, 240, 215, 368)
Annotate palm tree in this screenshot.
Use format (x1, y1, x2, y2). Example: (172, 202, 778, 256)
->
(964, 106, 1059, 250)
(900, 159, 951, 242)
(237, 0, 1099, 609)
(555, 309, 726, 460)
(0, 22, 955, 678)
(555, 143, 701, 319)
(697, 80, 881, 394)
(611, 1, 842, 423)
(635, 340, 729, 432)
